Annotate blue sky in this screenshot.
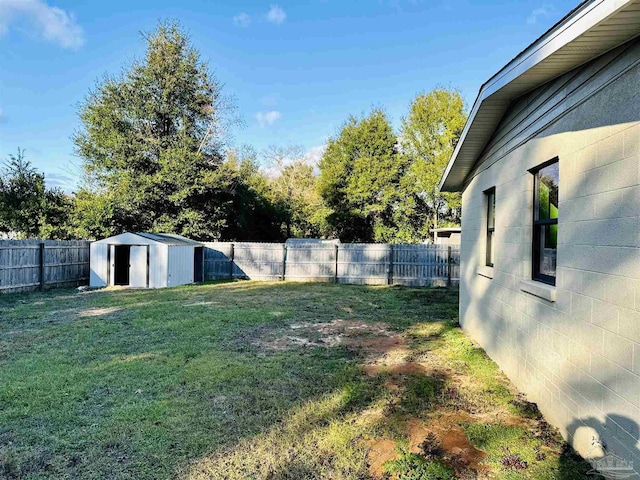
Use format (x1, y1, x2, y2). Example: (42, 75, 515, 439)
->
(0, 0, 578, 191)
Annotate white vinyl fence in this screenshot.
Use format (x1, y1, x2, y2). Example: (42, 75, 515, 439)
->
(203, 242, 459, 287)
(0, 240, 90, 293)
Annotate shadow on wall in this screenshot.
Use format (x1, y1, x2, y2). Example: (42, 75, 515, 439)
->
(461, 48, 640, 476)
(565, 415, 639, 478)
(202, 246, 249, 280)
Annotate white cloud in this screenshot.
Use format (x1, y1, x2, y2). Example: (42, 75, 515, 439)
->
(527, 5, 556, 25)
(266, 5, 286, 25)
(233, 12, 251, 28)
(0, 0, 85, 49)
(303, 145, 326, 168)
(256, 111, 282, 128)
(45, 172, 75, 191)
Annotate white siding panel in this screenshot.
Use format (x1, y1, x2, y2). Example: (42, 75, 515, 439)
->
(149, 245, 168, 288)
(109, 245, 116, 286)
(167, 246, 194, 287)
(129, 246, 148, 288)
(89, 243, 108, 287)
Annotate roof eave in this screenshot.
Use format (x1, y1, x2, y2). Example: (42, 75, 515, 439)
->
(439, 0, 640, 192)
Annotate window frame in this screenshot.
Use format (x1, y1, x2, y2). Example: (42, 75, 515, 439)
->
(530, 158, 559, 286)
(485, 187, 495, 268)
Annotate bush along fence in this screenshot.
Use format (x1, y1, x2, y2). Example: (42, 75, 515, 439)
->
(0, 240, 90, 294)
(203, 242, 460, 287)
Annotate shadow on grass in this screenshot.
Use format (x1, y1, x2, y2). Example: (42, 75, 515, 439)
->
(0, 282, 594, 479)
(0, 282, 456, 479)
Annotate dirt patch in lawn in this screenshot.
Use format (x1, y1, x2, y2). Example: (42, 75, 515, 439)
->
(254, 318, 493, 477)
(79, 306, 123, 318)
(407, 415, 488, 475)
(365, 413, 489, 479)
(253, 316, 583, 479)
(254, 319, 402, 351)
(366, 438, 400, 479)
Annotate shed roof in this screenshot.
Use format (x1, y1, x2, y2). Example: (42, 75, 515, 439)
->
(93, 232, 202, 246)
(134, 232, 202, 246)
(440, 0, 640, 192)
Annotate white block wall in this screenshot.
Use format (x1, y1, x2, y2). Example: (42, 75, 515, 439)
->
(459, 48, 640, 471)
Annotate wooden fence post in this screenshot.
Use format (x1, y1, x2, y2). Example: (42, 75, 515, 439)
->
(229, 243, 235, 280)
(387, 244, 394, 285)
(39, 241, 45, 291)
(334, 244, 339, 283)
(281, 244, 287, 281)
(447, 245, 452, 287)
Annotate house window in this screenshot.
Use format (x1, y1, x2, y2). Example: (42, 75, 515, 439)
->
(485, 188, 495, 267)
(532, 159, 559, 285)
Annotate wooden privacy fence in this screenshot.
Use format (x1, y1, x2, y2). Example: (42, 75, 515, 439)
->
(203, 242, 460, 287)
(0, 240, 90, 294)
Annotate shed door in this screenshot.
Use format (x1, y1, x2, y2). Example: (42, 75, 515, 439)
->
(90, 243, 109, 287)
(129, 246, 148, 288)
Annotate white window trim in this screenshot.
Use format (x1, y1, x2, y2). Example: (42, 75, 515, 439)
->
(519, 279, 556, 302)
(477, 265, 494, 279)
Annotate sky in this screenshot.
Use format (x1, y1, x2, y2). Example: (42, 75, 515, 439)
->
(0, 0, 580, 191)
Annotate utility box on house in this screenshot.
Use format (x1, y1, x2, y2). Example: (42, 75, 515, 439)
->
(90, 232, 203, 288)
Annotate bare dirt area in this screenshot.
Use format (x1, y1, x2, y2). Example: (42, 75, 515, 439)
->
(247, 313, 585, 479)
(250, 319, 488, 477)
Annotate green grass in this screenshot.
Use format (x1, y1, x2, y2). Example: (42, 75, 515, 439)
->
(463, 423, 593, 479)
(383, 442, 455, 480)
(0, 281, 590, 479)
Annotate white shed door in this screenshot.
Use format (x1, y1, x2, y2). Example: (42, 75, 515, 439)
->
(129, 246, 148, 288)
(89, 243, 109, 287)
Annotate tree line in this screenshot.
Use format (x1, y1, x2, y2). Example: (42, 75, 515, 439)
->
(0, 22, 465, 244)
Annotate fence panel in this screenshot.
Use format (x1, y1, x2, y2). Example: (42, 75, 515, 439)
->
(202, 242, 234, 280)
(285, 246, 336, 282)
(337, 244, 391, 285)
(203, 242, 459, 286)
(0, 240, 90, 294)
(393, 244, 451, 287)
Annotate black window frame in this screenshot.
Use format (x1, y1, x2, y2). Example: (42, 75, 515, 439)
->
(485, 187, 495, 267)
(530, 158, 559, 286)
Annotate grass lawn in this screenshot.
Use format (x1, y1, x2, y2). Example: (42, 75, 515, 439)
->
(0, 281, 592, 479)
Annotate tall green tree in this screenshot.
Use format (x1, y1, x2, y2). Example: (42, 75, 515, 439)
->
(0, 149, 73, 239)
(74, 22, 238, 240)
(265, 145, 326, 238)
(398, 88, 466, 241)
(221, 147, 284, 241)
(318, 109, 405, 242)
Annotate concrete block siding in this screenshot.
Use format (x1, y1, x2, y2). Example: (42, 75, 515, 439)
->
(459, 41, 640, 472)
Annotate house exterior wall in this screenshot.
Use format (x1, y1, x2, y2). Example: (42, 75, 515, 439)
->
(459, 39, 640, 470)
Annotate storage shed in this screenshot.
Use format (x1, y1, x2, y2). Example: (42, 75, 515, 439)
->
(90, 232, 204, 288)
(429, 228, 461, 245)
